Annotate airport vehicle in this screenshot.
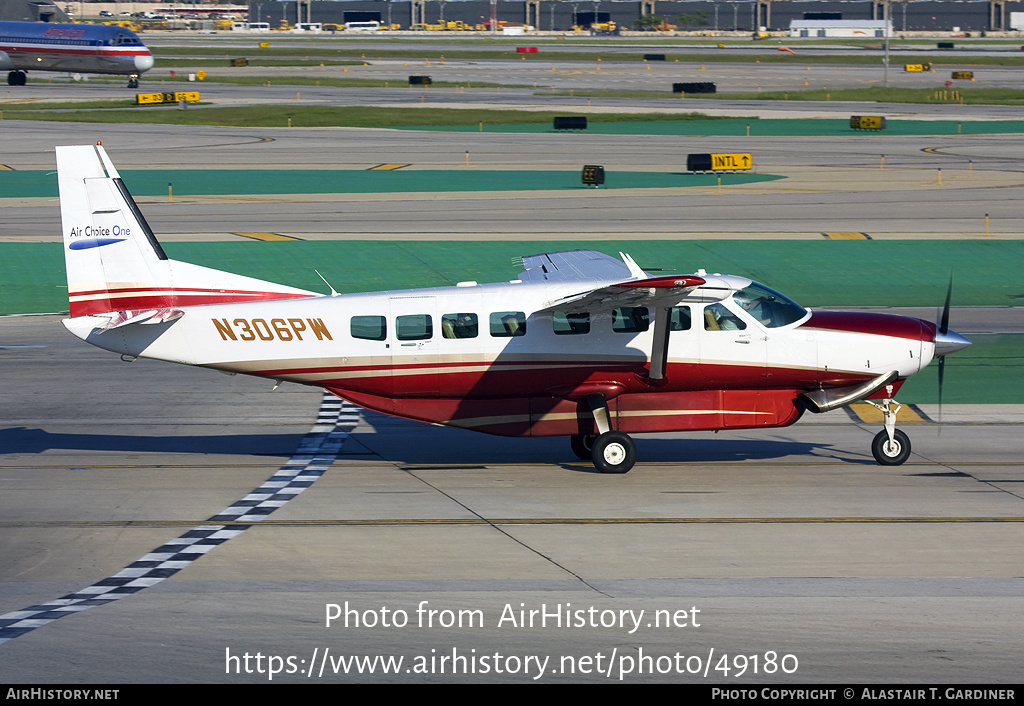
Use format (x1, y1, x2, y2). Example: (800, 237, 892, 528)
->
(0, 20, 153, 87)
(343, 21, 381, 32)
(56, 144, 972, 473)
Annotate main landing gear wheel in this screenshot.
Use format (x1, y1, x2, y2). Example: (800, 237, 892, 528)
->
(591, 431, 637, 474)
(871, 429, 911, 466)
(570, 434, 596, 461)
(8, 71, 27, 86)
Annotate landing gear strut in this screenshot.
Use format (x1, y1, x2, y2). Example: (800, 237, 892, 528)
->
(7, 71, 27, 86)
(571, 394, 637, 473)
(867, 388, 911, 465)
(127, 73, 140, 89)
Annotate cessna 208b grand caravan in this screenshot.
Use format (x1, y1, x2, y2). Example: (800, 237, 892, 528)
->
(0, 21, 153, 87)
(57, 144, 972, 473)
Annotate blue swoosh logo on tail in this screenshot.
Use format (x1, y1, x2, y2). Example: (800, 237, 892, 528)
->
(68, 238, 126, 250)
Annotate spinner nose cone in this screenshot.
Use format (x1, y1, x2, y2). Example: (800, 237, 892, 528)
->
(935, 328, 972, 356)
(135, 53, 154, 73)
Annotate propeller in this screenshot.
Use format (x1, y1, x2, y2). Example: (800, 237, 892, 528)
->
(933, 274, 972, 423)
(937, 274, 952, 413)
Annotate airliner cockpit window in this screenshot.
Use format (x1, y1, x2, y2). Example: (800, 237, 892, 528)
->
(731, 283, 807, 328)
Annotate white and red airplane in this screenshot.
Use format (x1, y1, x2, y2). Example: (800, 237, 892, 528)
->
(0, 21, 153, 87)
(56, 143, 972, 473)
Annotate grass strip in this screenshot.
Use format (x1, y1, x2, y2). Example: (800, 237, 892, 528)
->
(2, 105, 727, 128)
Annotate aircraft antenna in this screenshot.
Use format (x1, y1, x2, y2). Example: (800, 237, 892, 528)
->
(314, 269, 339, 296)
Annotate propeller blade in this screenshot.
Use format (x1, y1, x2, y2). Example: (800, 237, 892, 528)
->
(937, 355, 945, 425)
(939, 274, 953, 336)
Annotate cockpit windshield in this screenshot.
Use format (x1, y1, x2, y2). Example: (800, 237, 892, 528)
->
(730, 282, 807, 328)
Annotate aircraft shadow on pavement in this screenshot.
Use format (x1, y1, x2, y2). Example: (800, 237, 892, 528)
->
(347, 411, 847, 470)
(0, 414, 851, 466)
(0, 427, 308, 457)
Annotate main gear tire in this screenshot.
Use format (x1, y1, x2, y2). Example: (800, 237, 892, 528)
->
(591, 431, 637, 474)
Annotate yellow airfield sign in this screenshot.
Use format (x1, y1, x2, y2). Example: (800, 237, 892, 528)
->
(711, 153, 752, 171)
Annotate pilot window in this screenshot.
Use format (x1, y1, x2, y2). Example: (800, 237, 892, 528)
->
(396, 314, 433, 341)
(703, 303, 746, 331)
(441, 313, 478, 339)
(552, 310, 590, 335)
(490, 311, 526, 337)
(350, 315, 386, 341)
(612, 307, 649, 333)
(670, 306, 691, 331)
(733, 283, 807, 328)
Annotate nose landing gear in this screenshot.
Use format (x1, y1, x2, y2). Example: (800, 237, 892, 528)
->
(7, 71, 27, 86)
(867, 388, 911, 466)
(127, 73, 140, 88)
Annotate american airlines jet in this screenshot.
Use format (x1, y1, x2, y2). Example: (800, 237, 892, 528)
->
(0, 20, 153, 87)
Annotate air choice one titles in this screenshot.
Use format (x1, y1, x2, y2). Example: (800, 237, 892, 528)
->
(326, 602, 701, 635)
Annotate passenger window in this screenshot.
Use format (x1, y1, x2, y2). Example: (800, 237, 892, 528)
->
(703, 303, 746, 331)
(350, 315, 386, 341)
(612, 307, 649, 333)
(441, 313, 478, 339)
(396, 314, 432, 340)
(490, 311, 526, 337)
(553, 310, 590, 335)
(670, 306, 691, 331)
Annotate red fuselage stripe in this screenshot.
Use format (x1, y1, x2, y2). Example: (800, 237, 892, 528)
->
(69, 290, 313, 317)
(0, 44, 150, 57)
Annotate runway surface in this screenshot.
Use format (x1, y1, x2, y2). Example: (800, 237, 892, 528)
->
(1, 59, 1022, 683)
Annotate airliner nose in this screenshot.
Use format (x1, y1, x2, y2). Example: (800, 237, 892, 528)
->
(935, 329, 971, 356)
(135, 53, 154, 72)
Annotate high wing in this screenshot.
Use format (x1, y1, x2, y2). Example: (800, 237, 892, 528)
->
(519, 250, 710, 381)
(518, 249, 644, 284)
(519, 249, 708, 310)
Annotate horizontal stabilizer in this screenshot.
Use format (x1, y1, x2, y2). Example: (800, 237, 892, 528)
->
(91, 308, 185, 333)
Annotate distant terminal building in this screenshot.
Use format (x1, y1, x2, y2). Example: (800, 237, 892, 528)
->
(789, 19, 893, 37)
(250, 1, 998, 34)
(0, 1, 68, 22)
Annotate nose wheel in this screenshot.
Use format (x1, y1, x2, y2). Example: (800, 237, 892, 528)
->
(867, 390, 912, 466)
(127, 74, 140, 88)
(871, 428, 911, 466)
(7, 71, 27, 86)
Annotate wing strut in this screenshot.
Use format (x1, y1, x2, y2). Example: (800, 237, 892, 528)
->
(648, 306, 672, 381)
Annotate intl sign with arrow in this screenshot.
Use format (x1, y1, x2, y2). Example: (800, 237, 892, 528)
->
(711, 153, 752, 171)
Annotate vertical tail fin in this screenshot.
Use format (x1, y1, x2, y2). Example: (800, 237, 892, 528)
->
(57, 143, 316, 318)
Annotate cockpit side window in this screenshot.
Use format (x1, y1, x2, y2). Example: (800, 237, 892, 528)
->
(703, 303, 745, 331)
(731, 283, 807, 328)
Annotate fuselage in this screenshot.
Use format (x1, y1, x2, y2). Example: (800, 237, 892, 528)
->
(0, 21, 153, 76)
(63, 273, 942, 437)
